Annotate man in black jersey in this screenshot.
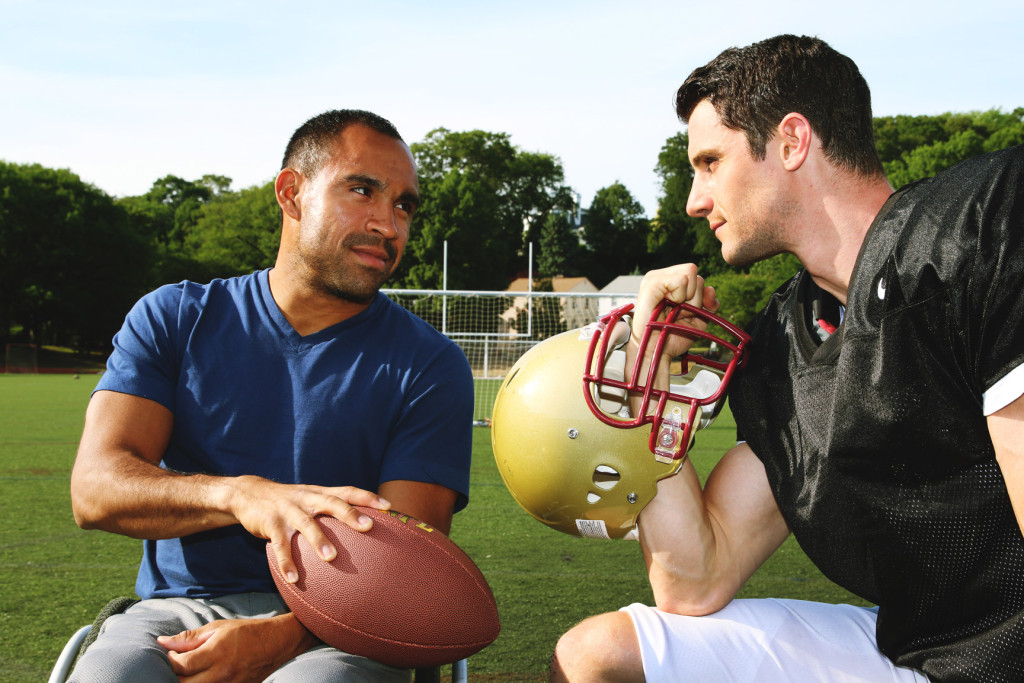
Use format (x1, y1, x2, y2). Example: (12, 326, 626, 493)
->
(551, 35, 1024, 682)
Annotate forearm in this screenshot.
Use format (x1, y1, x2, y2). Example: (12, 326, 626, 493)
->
(639, 443, 790, 615)
(266, 612, 321, 660)
(70, 390, 239, 538)
(73, 389, 391, 585)
(71, 444, 240, 538)
(158, 612, 321, 681)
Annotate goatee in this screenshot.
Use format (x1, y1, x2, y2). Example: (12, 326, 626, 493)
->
(304, 234, 399, 305)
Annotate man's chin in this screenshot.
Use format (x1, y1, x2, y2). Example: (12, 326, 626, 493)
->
(313, 275, 382, 306)
(328, 283, 382, 305)
(722, 251, 754, 268)
(721, 242, 782, 268)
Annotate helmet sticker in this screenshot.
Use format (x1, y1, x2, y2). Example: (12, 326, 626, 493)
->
(575, 518, 612, 540)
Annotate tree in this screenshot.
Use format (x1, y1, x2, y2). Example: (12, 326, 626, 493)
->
(579, 182, 649, 288)
(394, 128, 572, 291)
(749, 253, 802, 287)
(706, 253, 802, 331)
(119, 174, 214, 246)
(0, 162, 151, 349)
(876, 108, 1024, 189)
(117, 174, 231, 284)
(187, 180, 280, 277)
(536, 211, 582, 277)
(650, 132, 729, 275)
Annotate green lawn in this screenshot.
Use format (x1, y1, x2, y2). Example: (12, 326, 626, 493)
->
(0, 374, 864, 682)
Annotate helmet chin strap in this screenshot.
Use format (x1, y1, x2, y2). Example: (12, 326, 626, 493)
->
(651, 403, 702, 463)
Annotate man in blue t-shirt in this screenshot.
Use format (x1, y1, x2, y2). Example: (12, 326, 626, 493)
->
(69, 109, 474, 682)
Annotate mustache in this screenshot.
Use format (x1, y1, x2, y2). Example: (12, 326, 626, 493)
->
(342, 234, 398, 263)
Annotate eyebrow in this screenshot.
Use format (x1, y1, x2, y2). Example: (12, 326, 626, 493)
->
(689, 149, 720, 169)
(345, 173, 384, 190)
(345, 173, 420, 208)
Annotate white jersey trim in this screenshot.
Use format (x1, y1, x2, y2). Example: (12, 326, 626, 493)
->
(983, 362, 1024, 415)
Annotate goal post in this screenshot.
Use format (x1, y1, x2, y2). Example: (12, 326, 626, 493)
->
(382, 289, 636, 424)
(4, 343, 39, 374)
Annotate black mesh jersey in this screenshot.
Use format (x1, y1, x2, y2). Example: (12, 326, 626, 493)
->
(730, 145, 1024, 682)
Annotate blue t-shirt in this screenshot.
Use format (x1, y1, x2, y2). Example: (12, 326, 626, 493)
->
(96, 269, 474, 598)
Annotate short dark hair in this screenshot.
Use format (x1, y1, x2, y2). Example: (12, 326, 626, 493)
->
(676, 35, 884, 178)
(281, 109, 404, 178)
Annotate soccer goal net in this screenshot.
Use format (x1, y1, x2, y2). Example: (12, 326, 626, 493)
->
(382, 289, 636, 424)
(4, 343, 39, 373)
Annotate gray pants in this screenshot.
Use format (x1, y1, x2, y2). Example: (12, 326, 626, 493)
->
(69, 592, 411, 683)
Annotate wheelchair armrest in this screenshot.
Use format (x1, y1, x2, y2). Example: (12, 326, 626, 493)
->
(47, 625, 91, 683)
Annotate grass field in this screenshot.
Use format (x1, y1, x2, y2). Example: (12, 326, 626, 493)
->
(0, 373, 866, 682)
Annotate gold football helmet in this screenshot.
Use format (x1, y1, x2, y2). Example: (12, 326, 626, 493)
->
(491, 301, 749, 539)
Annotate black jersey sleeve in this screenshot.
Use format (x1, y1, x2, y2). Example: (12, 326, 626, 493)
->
(961, 145, 1024, 396)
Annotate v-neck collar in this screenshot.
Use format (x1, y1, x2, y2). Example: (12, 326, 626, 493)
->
(794, 273, 844, 365)
(255, 269, 384, 353)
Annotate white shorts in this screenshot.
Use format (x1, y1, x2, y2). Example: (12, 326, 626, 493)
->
(622, 599, 930, 682)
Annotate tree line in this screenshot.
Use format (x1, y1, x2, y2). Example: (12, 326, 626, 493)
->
(1, 108, 1021, 351)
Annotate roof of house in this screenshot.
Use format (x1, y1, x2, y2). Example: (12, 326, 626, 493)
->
(599, 275, 645, 294)
(505, 276, 597, 293)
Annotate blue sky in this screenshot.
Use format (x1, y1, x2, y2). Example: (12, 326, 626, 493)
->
(2, 0, 1022, 215)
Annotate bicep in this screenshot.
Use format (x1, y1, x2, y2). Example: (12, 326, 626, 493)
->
(703, 442, 790, 585)
(71, 390, 174, 520)
(377, 480, 458, 535)
(77, 390, 174, 466)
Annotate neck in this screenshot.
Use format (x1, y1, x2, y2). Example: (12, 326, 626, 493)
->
(267, 263, 371, 337)
(795, 172, 893, 306)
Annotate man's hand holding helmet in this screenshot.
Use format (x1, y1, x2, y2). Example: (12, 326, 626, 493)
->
(631, 263, 719, 360)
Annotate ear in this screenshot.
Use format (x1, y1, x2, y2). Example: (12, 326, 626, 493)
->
(275, 168, 303, 221)
(776, 113, 812, 171)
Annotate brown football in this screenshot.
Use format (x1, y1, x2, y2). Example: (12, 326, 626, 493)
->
(267, 507, 500, 668)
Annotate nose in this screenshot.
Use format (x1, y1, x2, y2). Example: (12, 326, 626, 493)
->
(686, 175, 713, 218)
(366, 203, 399, 240)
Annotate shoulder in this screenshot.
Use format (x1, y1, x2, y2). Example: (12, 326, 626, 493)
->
(183, 271, 262, 303)
(930, 143, 1024, 189)
(152, 271, 256, 305)
(852, 146, 1024, 309)
(888, 144, 1024, 227)
(377, 295, 461, 348)
(364, 295, 472, 376)
(127, 272, 261, 333)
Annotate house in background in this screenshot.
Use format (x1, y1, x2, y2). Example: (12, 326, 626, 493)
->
(501, 276, 598, 335)
(598, 275, 644, 316)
